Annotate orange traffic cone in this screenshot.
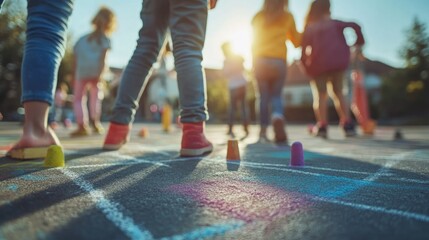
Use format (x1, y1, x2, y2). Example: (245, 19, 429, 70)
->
(351, 69, 376, 135)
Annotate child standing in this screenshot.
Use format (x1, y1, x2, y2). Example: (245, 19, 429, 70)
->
(301, 0, 364, 138)
(221, 42, 249, 138)
(251, 0, 301, 143)
(53, 82, 70, 128)
(3, 0, 74, 159)
(103, 0, 218, 156)
(70, 6, 116, 137)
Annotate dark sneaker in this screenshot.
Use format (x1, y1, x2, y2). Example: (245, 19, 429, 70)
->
(309, 123, 328, 139)
(272, 117, 288, 144)
(243, 123, 249, 137)
(180, 122, 213, 157)
(342, 121, 357, 137)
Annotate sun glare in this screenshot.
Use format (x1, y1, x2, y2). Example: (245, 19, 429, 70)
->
(229, 28, 253, 67)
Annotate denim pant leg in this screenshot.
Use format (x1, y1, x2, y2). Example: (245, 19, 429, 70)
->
(237, 86, 249, 124)
(111, 0, 169, 124)
(255, 58, 286, 126)
(169, 0, 208, 123)
(228, 88, 238, 126)
(255, 64, 270, 127)
(21, 0, 73, 105)
(271, 60, 286, 117)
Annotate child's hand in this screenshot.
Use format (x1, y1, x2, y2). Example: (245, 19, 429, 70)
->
(209, 0, 218, 9)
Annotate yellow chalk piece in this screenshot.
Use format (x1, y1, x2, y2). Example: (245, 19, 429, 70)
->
(44, 145, 65, 168)
(162, 104, 172, 132)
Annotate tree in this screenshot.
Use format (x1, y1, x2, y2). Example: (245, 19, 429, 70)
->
(0, 1, 26, 119)
(381, 18, 429, 119)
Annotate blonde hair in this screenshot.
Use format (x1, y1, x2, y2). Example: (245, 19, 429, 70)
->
(92, 6, 116, 34)
(262, 0, 289, 24)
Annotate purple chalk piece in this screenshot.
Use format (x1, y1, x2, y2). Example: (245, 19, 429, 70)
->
(290, 141, 304, 166)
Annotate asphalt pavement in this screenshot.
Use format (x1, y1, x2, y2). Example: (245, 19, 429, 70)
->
(0, 122, 428, 240)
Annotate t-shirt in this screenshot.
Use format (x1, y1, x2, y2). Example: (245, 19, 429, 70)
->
(223, 56, 247, 90)
(252, 11, 301, 60)
(74, 33, 111, 81)
(301, 19, 365, 77)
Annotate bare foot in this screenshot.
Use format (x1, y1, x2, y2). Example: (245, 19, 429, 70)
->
(7, 102, 62, 157)
(9, 126, 61, 151)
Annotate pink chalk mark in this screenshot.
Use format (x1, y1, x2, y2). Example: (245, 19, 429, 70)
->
(166, 180, 310, 223)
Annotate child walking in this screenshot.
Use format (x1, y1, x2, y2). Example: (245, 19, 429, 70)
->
(70, 6, 116, 137)
(251, 0, 301, 143)
(103, 0, 218, 156)
(301, 0, 364, 138)
(221, 42, 249, 138)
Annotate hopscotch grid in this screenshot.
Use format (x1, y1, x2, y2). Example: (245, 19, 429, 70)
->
(9, 151, 429, 229)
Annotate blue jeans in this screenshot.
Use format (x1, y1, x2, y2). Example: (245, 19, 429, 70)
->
(228, 85, 249, 127)
(111, 0, 209, 124)
(254, 58, 287, 127)
(1, 0, 73, 105)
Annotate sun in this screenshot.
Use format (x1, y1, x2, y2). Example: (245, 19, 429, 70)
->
(229, 27, 253, 67)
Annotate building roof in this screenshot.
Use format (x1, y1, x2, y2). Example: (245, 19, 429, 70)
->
(285, 58, 397, 86)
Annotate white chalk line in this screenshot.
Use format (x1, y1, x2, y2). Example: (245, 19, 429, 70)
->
(308, 151, 429, 223)
(223, 159, 428, 186)
(60, 168, 153, 240)
(313, 196, 429, 223)
(240, 161, 391, 176)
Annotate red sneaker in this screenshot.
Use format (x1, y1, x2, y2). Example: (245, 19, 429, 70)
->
(180, 122, 213, 157)
(103, 122, 131, 150)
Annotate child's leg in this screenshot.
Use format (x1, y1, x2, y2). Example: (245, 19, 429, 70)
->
(238, 86, 249, 127)
(169, 0, 212, 156)
(110, 0, 169, 125)
(9, 0, 72, 154)
(169, 0, 208, 123)
(310, 76, 329, 125)
(228, 88, 237, 133)
(72, 79, 89, 127)
(270, 60, 286, 119)
(88, 79, 103, 123)
(270, 60, 287, 143)
(327, 71, 349, 124)
(254, 59, 271, 132)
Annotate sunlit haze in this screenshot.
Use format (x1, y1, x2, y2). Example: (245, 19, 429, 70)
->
(68, 0, 429, 69)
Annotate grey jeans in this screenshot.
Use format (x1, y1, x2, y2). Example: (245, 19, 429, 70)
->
(111, 0, 209, 124)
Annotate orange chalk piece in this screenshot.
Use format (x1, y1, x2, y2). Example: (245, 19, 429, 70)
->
(138, 127, 149, 138)
(226, 140, 240, 161)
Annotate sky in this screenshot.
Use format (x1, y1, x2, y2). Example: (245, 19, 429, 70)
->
(67, 0, 429, 70)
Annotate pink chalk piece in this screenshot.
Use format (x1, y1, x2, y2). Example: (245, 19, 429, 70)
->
(290, 141, 304, 166)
